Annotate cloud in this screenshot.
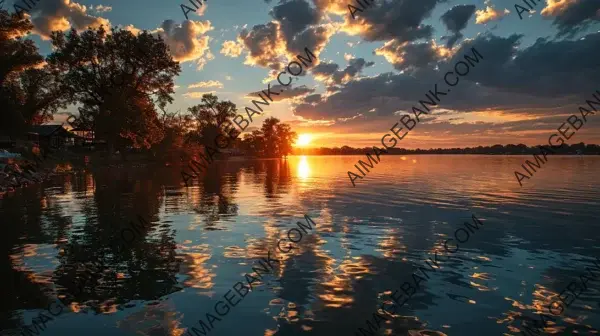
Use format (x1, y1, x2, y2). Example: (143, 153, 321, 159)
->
(188, 80, 223, 89)
(122, 24, 142, 35)
(269, 0, 320, 42)
(239, 22, 287, 70)
(293, 31, 600, 122)
(340, 0, 444, 43)
(375, 39, 449, 72)
(155, 19, 213, 69)
(234, 0, 333, 72)
(311, 0, 349, 16)
(440, 4, 476, 47)
(286, 23, 334, 64)
(183, 91, 217, 98)
(26, 0, 110, 39)
(304, 93, 322, 103)
(475, 0, 510, 24)
(92, 4, 111, 13)
(311, 57, 374, 85)
(541, 0, 600, 37)
(311, 62, 339, 77)
(238, 20, 332, 71)
(247, 84, 315, 102)
(441, 4, 476, 32)
(220, 40, 244, 57)
(453, 31, 600, 98)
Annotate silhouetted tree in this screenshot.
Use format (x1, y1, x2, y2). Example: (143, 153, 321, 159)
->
(0, 10, 64, 136)
(239, 118, 297, 158)
(187, 93, 237, 149)
(275, 121, 296, 158)
(46, 26, 180, 152)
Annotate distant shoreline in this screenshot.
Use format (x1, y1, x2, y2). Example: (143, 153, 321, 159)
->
(287, 153, 600, 156)
(292, 144, 600, 156)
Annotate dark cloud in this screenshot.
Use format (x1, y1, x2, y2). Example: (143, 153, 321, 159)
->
(441, 4, 476, 32)
(248, 84, 315, 102)
(342, 0, 447, 43)
(237, 0, 331, 71)
(286, 24, 333, 66)
(270, 0, 320, 42)
(20, 0, 110, 39)
(239, 22, 284, 70)
(452, 32, 600, 97)
(312, 58, 374, 85)
(440, 4, 476, 47)
(304, 93, 322, 103)
(294, 31, 600, 121)
(158, 20, 214, 68)
(541, 0, 600, 37)
(375, 40, 445, 72)
(311, 62, 340, 77)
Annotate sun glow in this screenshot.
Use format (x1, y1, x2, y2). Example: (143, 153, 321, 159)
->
(296, 134, 313, 147)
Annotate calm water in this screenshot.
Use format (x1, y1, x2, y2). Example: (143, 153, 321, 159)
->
(1, 155, 599, 336)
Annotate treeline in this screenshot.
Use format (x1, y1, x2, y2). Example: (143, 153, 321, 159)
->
(293, 143, 600, 155)
(0, 10, 296, 161)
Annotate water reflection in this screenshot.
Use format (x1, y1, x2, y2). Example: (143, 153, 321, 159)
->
(297, 156, 311, 181)
(0, 156, 599, 336)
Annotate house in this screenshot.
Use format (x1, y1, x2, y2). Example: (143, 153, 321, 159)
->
(29, 125, 74, 150)
(70, 127, 95, 146)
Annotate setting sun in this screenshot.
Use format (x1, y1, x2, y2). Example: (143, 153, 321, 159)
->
(296, 134, 313, 147)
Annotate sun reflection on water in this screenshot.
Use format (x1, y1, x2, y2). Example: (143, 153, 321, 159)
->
(298, 155, 311, 180)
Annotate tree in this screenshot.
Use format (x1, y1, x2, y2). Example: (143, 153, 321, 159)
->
(152, 105, 196, 161)
(0, 10, 64, 136)
(187, 94, 237, 149)
(46, 26, 181, 152)
(0, 10, 41, 86)
(7, 68, 66, 124)
(275, 122, 296, 158)
(260, 117, 279, 157)
(242, 118, 297, 158)
(245, 130, 265, 156)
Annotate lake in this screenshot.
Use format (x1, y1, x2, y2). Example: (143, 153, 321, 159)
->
(1, 155, 599, 336)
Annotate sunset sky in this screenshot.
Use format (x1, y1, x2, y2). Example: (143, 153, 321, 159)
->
(10, 0, 600, 148)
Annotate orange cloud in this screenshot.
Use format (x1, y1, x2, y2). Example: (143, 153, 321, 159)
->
(155, 19, 213, 70)
(475, 1, 510, 24)
(188, 80, 223, 89)
(220, 40, 244, 57)
(541, 0, 578, 16)
(30, 0, 110, 40)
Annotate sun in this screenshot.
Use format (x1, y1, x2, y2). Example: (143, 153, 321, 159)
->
(296, 134, 313, 147)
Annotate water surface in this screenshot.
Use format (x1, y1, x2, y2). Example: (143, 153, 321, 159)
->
(1, 155, 599, 336)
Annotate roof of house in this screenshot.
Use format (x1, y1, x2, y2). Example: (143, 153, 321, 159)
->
(30, 125, 72, 137)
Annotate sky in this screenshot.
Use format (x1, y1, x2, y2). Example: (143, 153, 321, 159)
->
(6, 0, 600, 148)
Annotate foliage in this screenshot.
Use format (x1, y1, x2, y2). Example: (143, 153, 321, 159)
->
(45, 26, 180, 151)
(186, 93, 237, 148)
(239, 117, 297, 158)
(0, 12, 299, 161)
(0, 9, 65, 136)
